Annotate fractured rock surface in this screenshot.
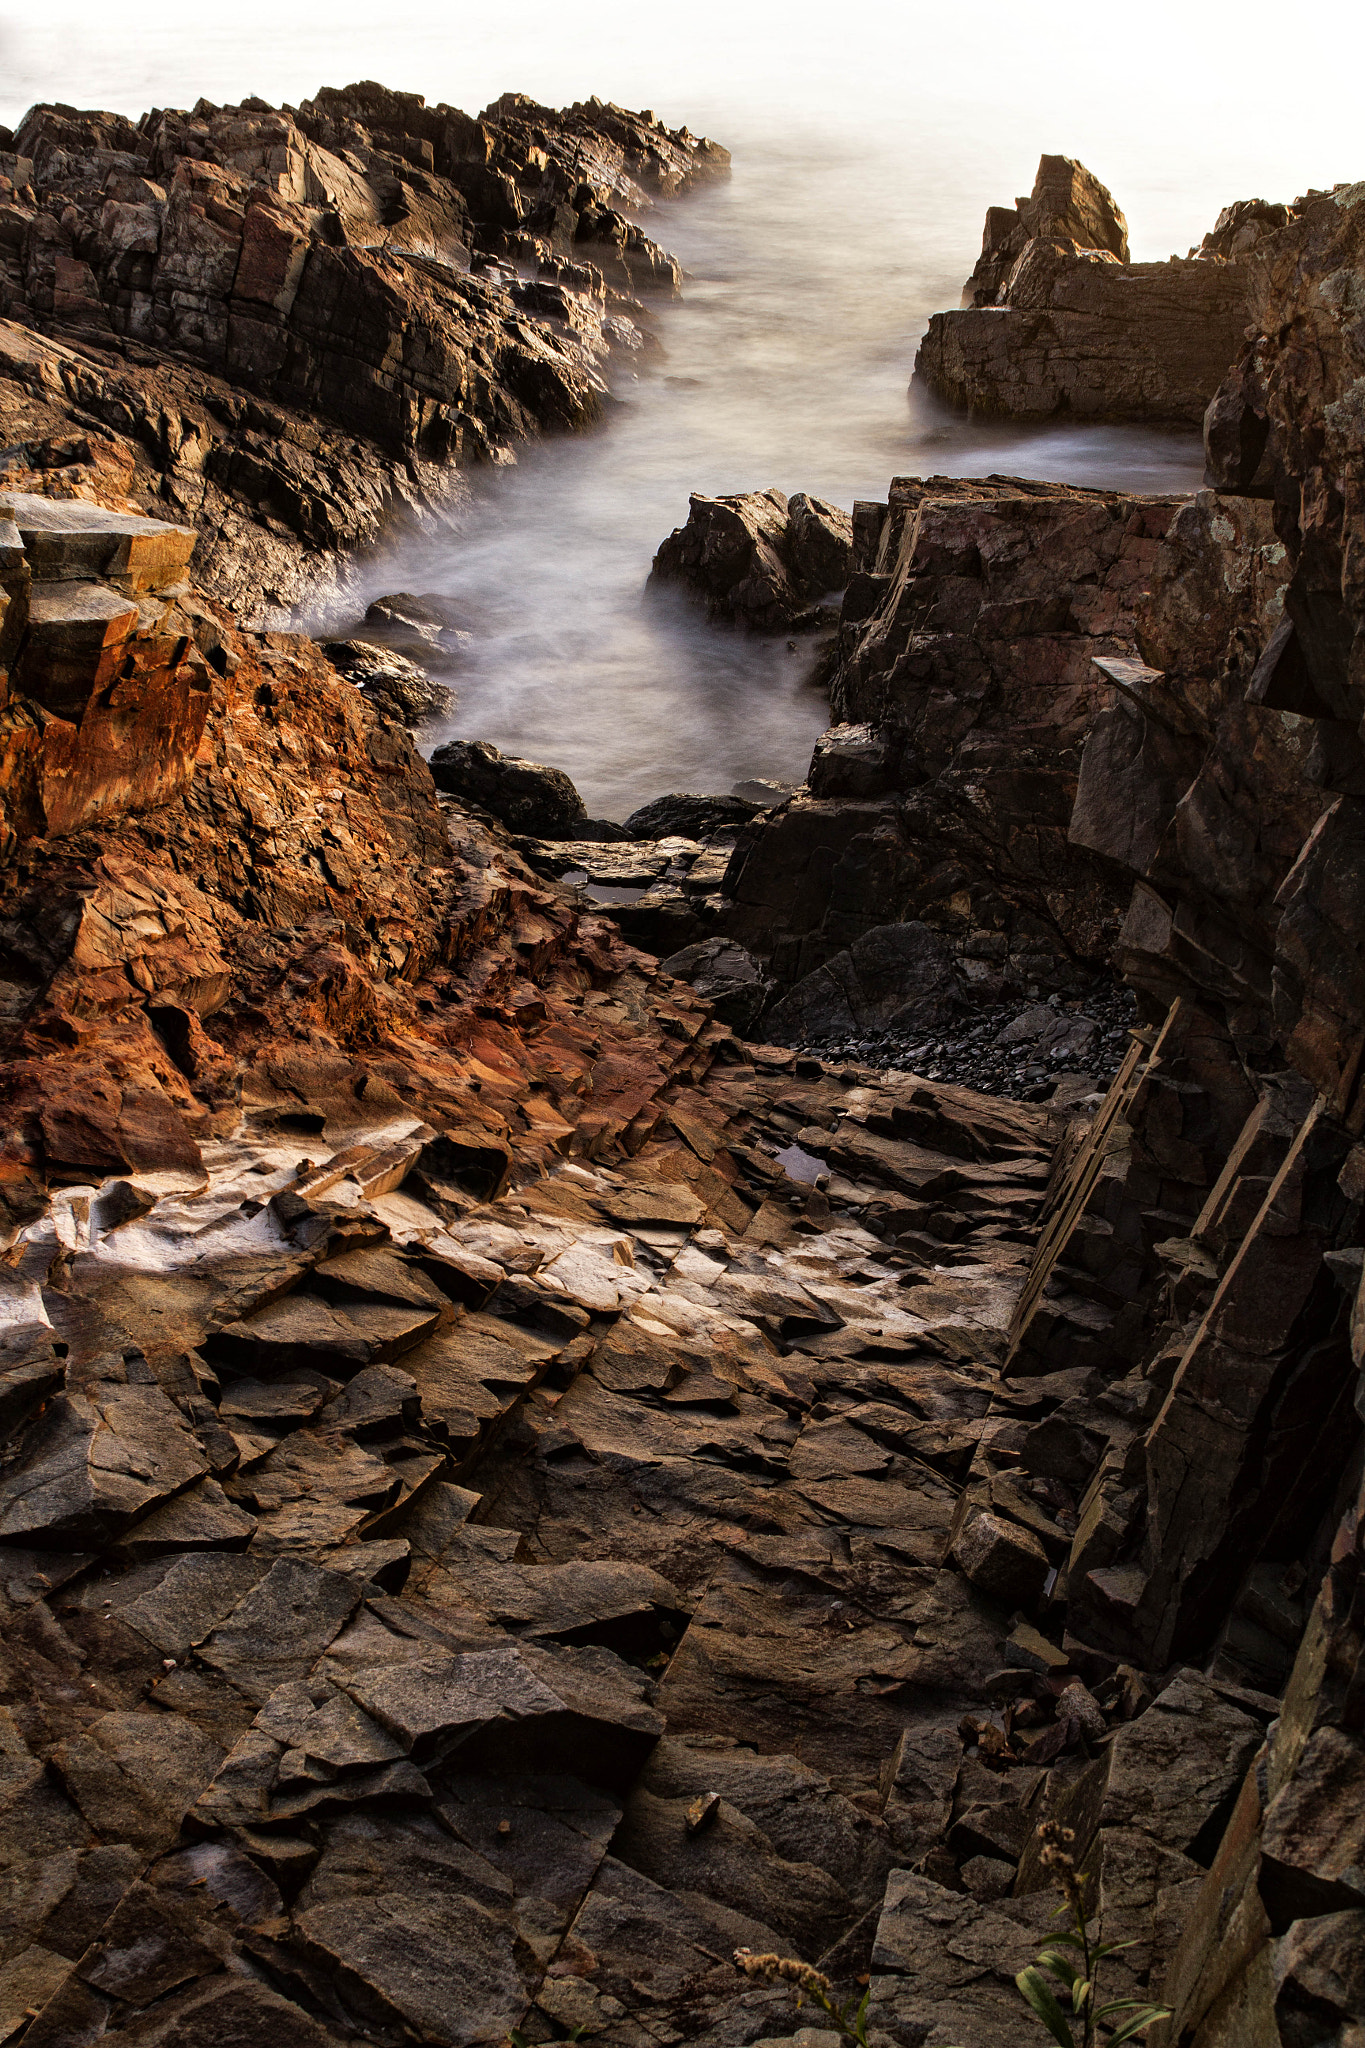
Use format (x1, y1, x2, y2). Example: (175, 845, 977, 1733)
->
(5, 103, 1365, 2048)
(915, 153, 1259, 423)
(0, 86, 728, 608)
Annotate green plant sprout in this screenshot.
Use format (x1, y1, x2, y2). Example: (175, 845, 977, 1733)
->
(1014, 1822, 1171, 2048)
(731, 1820, 1171, 2048)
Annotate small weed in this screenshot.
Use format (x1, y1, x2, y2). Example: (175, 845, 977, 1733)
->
(1012, 1822, 1171, 2048)
(732, 1950, 876, 2047)
(730, 1821, 1172, 2048)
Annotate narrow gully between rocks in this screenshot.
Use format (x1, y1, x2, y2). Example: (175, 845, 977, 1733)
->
(302, 132, 1206, 824)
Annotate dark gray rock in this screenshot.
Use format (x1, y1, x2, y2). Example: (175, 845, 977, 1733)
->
(291, 1812, 530, 2047)
(807, 724, 894, 801)
(787, 492, 854, 596)
(661, 937, 771, 1035)
(650, 487, 851, 631)
(0, 1387, 208, 1546)
(322, 639, 453, 728)
(51, 1711, 225, 1856)
(624, 792, 759, 840)
(428, 739, 587, 837)
(196, 1558, 364, 1705)
(765, 921, 967, 1043)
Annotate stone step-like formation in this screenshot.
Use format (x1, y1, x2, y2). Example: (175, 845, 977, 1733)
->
(0, 491, 206, 843)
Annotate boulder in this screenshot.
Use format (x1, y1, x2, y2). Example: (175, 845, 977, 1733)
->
(322, 640, 453, 728)
(650, 487, 851, 631)
(428, 738, 587, 837)
(951, 1509, 1050, 1608)
(764, 921, 966, 1043)
(623, 792, 759, 839)
(660, 937, 772, 1034)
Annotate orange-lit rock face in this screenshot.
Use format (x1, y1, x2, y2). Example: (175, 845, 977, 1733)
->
(0, 494, 209, 843)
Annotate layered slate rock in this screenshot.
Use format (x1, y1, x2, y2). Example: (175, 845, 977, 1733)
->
(720, 476, 1179, 1003)
(915, 153, 1258, 424)
(0, 496, 207, 843)
(650, 488, 853, 630)
(0, 87, 728, 607)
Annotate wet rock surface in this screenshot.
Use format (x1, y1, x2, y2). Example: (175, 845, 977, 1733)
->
(650, 488, 853, 632)
(4, 116, 1365, 2048)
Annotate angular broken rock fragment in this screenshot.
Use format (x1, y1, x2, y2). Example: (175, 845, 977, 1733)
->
(51, 1710, 225, 1857)
(868, 1868, 1065, 2048)
(1015, 1671, 1264, 1890)
(321, 638, 454, 728)
(0, 1386, 207, 1545)
(195, 1557, 363, 1704)
(1259, 1724, 1365, 1921)
(662, 936, 772, 1035)
(116, 1476, 258, 1558)
(650, 486, 851, 631)
(615, 1781, 861, 1956)
(428, 737, 589, 837)
(765, 922, 967, 1044)
(337, 1638, 663, 1785)
(207, 1291, 442, 1377)
(950, 1509, 1050, 1608)
(289, 1811, 533, 2047)
(111, 1552, 270, 1661)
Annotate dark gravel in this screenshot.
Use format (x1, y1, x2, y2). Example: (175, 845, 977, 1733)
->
(786, 984, 1140, 1100)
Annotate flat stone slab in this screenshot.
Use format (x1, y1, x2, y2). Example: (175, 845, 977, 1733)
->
(0, 492, 196, 592)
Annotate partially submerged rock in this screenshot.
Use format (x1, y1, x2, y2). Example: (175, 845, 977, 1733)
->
(428, 738, 588, 837)
(322, 640, 454, 728)
(916, 153, 1259, 423)
(650, 487, 853, 630)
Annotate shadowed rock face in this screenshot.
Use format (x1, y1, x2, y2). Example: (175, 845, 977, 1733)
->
(915, 153, 1263, 424)
(0, 85, 728, 608)
(719, 476, 1180, 1003)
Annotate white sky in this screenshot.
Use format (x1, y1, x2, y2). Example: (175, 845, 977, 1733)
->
(0, 0, 1359, 259)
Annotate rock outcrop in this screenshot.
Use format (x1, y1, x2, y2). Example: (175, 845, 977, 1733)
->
(428, 737, 590, 838)
(8, 111, 1365, 2048)
(0, 86, 727, 607)
(719, 475, 1181, 1005)
(915, 154, 1259, 424)
(650, 487, 853, 630)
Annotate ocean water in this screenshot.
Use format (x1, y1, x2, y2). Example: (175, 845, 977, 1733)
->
(5, 0, 1359, 817)
(316, 128, 1202, 819)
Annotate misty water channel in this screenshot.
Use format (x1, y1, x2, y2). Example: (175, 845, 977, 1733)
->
(303, 125, 1206, 822)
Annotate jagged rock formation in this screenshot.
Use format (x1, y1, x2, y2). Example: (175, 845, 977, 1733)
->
(719, 476, 1181, 1005)
(0, 87, 727, 607)
(428, 738, 591, 839)
(960, 153, 1130, 307)
(914, 154, 1259, 424)
(650, 488, 854, 631)
(6, 126, 1365, 2048)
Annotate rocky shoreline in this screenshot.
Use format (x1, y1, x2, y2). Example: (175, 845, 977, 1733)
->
(0, 114, 1363, 2048)
(0, 86, 727, 611)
